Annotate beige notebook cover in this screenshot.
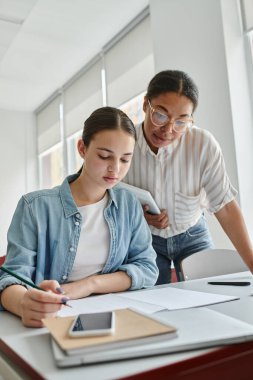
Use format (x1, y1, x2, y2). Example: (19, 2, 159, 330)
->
(43, 308, 176, 354)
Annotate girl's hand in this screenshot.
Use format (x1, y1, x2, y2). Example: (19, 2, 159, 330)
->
(61, 277, 93, 300)
(19, 280, 69, 327)
(143, 206, 170, 229)
(61, 271, 131, 300)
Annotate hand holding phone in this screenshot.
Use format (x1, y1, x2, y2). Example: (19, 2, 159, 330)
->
(68, 311, 115, 338)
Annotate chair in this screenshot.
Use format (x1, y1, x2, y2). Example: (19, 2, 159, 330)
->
(179, 249, 248, 281)
(0, 255, 5, 266)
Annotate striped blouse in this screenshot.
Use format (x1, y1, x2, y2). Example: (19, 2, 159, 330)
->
(124, 124, 237, 238)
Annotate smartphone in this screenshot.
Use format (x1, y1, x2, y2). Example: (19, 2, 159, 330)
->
(68, 311, 115, 337)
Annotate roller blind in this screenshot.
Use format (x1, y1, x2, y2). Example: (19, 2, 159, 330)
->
(241, 0, 253, 32)
(105, 15, 154, 106)
(37, 95, 61, 154)
(64, 60, 103, 137)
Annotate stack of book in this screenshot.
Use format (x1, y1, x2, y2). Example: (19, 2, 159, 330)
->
(43, 308, 177, 367)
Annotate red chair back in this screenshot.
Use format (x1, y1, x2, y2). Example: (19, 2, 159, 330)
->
(0, 255, 5, 266)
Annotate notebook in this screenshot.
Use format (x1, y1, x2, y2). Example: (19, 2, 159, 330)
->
(118, 182, 160, 214)
(48, 308, 253, 367)
(43, 308, 176, 356)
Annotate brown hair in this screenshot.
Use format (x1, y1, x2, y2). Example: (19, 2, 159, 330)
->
(82, 106, 136, 146)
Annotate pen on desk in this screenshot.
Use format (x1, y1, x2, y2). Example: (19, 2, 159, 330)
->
(0, 266, 72, 307)
(208, 281, 251, 286)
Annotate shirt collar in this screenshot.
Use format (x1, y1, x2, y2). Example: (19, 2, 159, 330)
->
(108, 188, 118, 209)
(59, 174, 80, 218)
(59, 174, 118, 218)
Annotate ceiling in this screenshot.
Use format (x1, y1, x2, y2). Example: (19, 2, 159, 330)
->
(0, 0, 149, 112)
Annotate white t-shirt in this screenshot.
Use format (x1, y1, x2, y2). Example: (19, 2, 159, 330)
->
(68, 193, 110, 281)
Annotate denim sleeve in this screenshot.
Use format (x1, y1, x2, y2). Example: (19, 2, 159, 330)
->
(118, 200, 158, 290)
(0, 196, 37, 295)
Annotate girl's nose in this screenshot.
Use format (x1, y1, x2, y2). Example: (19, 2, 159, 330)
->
(108, 161, 120, 173)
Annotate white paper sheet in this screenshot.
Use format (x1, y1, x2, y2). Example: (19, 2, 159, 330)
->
(58, 293, 163, 317)
(58, 286, 238, 317)
(116, 287, 238, 310)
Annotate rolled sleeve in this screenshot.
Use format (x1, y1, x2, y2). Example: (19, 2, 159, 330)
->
(201, 135, 238, 214)
(0, 196, 37, 294)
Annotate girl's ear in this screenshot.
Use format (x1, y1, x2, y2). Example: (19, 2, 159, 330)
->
(77, 139, 86, 159)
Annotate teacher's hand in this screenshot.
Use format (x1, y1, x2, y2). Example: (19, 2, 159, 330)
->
(143, 206, 170, 229)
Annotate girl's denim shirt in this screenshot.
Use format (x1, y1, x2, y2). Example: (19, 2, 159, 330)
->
(0, 174, 158, 303)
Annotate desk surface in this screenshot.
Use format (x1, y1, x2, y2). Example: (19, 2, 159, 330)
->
(1, 271, 253, 380)
(171, 271, 253, 325)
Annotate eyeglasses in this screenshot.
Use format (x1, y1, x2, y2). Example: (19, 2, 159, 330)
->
(147, 99, 194, 133)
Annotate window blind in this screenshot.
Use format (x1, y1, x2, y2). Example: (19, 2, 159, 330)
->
(241, 0, 253, 32)
(37, 95, 61, 154)
(105, 15, 154, 107)
(64, 60, 103, 137)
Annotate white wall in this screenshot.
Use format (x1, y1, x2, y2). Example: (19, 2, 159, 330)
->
(221, 0, 253, 239)
(149, 0, 253, 247)
(0, 109, 37, 254)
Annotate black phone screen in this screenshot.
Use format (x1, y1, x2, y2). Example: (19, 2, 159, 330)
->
(71, 312, 113, 332)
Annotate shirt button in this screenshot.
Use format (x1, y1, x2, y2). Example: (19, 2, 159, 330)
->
(70, 247, 75, 252)
(62, 275, 67, 280)
(76, 213, 81, 219)
(75, 221, 80, 226)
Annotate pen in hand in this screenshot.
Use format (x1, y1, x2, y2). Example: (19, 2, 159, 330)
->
(0, 265, 72, 307)
(208, 281, 251, 286)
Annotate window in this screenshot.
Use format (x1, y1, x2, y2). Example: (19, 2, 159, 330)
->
(36, 13, 153, 187)
(119, 92, 145, 125)
(36, 96, 63, 188)
(241, 0, 253, 72)
(250, 31, 253, 66)
(39, 143, 64, 188)
(67, 130, 83, 175)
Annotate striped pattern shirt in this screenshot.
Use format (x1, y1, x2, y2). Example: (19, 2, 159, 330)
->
(124, 124, 237, 238)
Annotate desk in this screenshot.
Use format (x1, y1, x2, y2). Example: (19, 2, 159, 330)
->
(1, 271, 253, 380)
